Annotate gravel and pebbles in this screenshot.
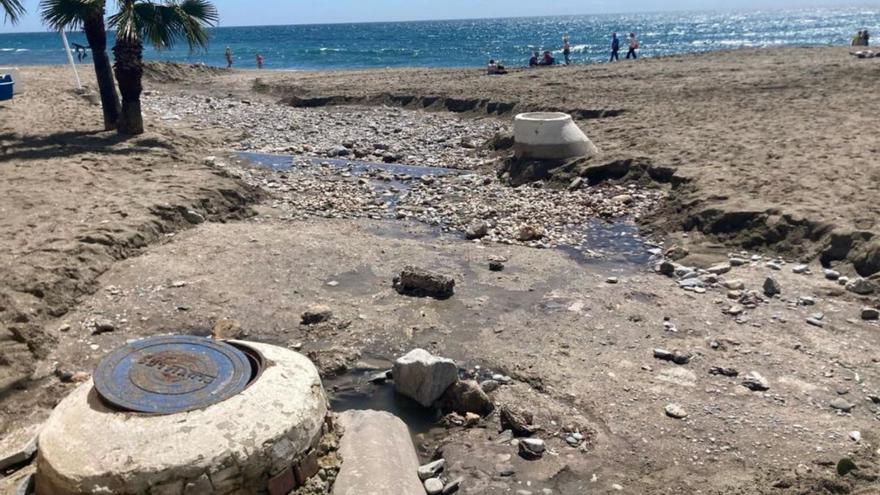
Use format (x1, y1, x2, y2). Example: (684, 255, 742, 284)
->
(148, 93, 666, 255)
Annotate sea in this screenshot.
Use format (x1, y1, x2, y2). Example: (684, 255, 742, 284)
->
(0, 7, 878, 70)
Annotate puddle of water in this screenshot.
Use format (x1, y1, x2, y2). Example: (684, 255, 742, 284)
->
(235, 151, 659, 268)
(324, 367, 443, 439)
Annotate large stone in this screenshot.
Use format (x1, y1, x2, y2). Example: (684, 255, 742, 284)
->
(500, 406, 538, 437)
(439, 380, 495, 416)
(763, 277, 781, 297)
(393, 266, 455, 299)
(0, 422, 41, 471)
(35, 342, 327, 495)
(846, 278, 876, 295)
(332, 410, 423, 495)
(393, 349, 458, 407)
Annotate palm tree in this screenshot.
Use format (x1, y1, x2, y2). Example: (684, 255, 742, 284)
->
(41, 0, 121, 130)
(110, 0, 217, 135)
(2, 0, 25, 23)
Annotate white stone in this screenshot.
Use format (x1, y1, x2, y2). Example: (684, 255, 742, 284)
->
(393, 349, 458, 407)
(424, 478, 444, 495)
(513, 112, 598, 160)
(418, 459, 445, 480)
(0, 422, 41, 471)
(333, 410, 423, 495)
(36, 341, 327, 495)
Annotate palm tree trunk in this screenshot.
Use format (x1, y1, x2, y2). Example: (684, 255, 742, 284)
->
(112, 35, 144, 135)
(83, 11, 120, 131)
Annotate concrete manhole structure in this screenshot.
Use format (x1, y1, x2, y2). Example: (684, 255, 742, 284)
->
(34, 336, 329, 495)
(513, 112, 599, 160)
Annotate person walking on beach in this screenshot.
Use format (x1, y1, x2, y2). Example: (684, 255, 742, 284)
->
(256, 53, 264, 69)
(563, 34, 572, 65)
(225, 47, 233, 69)
(626, 32, 639, 59)
(610, 33, 620, 62)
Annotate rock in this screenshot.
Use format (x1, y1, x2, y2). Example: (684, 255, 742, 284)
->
(518, 438, 545, 459)
(742, 371, 769, 391)
(333, 410, 424, 495)
(793, 264, 809, 274)
(328, 145, 350, 157)
(707, 263, 732, 275)
(465, 221, 489, 240)
(183, 210, 205, 224)
(846, 278, 876, 295)
(726, 305, 745, 316)
(664, 403, 688, 419)
(606, 277, 619, 284)
(824, 269, 841, 280)
(709, 366, 739, 377)
(489, 261, 505, 272)
(850, 431, 861, 442)
(393, 266, 455, 299)
(301, 305, 333, 325)
(479, 379, 500, 393)
(418, 460, 445, 481)
(653, 348, 691, 365)
(678, 278, 704, 289)
(392, 349, 458, 407)
(211, 318, 243, 340)
(439, 380, 494, 416)
(658, 261, 675, 276)
(424, 478, 444, 495)
(442, 477, 463, 495)
(500, 407, 537, 437)
(797, 296, 816, 306)
(0, 423, 41, 471)
(763, 277, 781, 297)
(516, 225, 544, 242)
(723, 279, 745, 290)
(92, 319, 115, 335)
(612, 194, 633, 205)
(729, 257, 749, 266)
(861, 307, 880, 321)
(568, 177, 584, 191)
(830, 398, 854, 413)
(806, 317, 824, 328)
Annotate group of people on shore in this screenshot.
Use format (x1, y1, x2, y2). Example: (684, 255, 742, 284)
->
(224, 47, 265, 69)
(489, 32, 640, 74)
(852, 29, 871, 46)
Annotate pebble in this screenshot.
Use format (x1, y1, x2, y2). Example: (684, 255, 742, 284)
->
(763, 277, 781, 297)
(92, 319, 115, 335)
(861, 307, 880, 321)
(442, 477, 463, 495)
(830, 398, 854, 413)
(665, 403, 688, 419)
(823, 269, 841, 280)
(519, 438, 546, 458)
(806, 317, 824, 328)
(846, 278, 876, 295)
(742, 371, 770, 391)
(707, 263, 732, 275)
(424, 477, 444, 495)
(606, 277, 619, 284)
(850, 431, 861, 442)
(418, 459, 445, 481)
(792, 264, 809, 274)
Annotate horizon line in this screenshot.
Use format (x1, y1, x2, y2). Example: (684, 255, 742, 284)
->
(1, 4, 876, 36)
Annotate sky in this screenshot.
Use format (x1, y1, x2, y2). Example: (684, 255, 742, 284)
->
(1, 0, 877, 33)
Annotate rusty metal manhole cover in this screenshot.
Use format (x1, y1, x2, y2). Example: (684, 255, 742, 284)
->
(94, 335, 252, 414)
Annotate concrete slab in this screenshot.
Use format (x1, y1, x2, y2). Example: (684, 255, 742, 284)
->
(333, 410, 423, 495)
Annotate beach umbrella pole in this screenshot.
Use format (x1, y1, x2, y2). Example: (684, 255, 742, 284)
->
(59, 30, 83, 91)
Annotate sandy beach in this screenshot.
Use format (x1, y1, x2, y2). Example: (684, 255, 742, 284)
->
(2, 46, 880, 494)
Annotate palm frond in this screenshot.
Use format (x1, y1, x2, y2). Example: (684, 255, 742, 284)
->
(40, 0, 104, 31)
(109, 0, 216, 50)
(2, 0, 26, 24)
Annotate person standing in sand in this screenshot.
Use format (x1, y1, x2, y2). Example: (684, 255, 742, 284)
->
(626, 32, 640, 59)
(864, 29, 871, 46)
(610, 33, 620, 62)
(563, 34, 572, 65)
(256, 53, 264, 69)
(225, 47, 233, 69)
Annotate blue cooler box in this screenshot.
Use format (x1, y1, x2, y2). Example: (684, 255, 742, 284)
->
(0, 74, 13, 101)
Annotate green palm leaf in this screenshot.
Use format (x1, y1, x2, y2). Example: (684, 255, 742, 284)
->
(2, 0, 26, 24)
(40, 0, 104, 30)
(110, 0, 217, 50)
